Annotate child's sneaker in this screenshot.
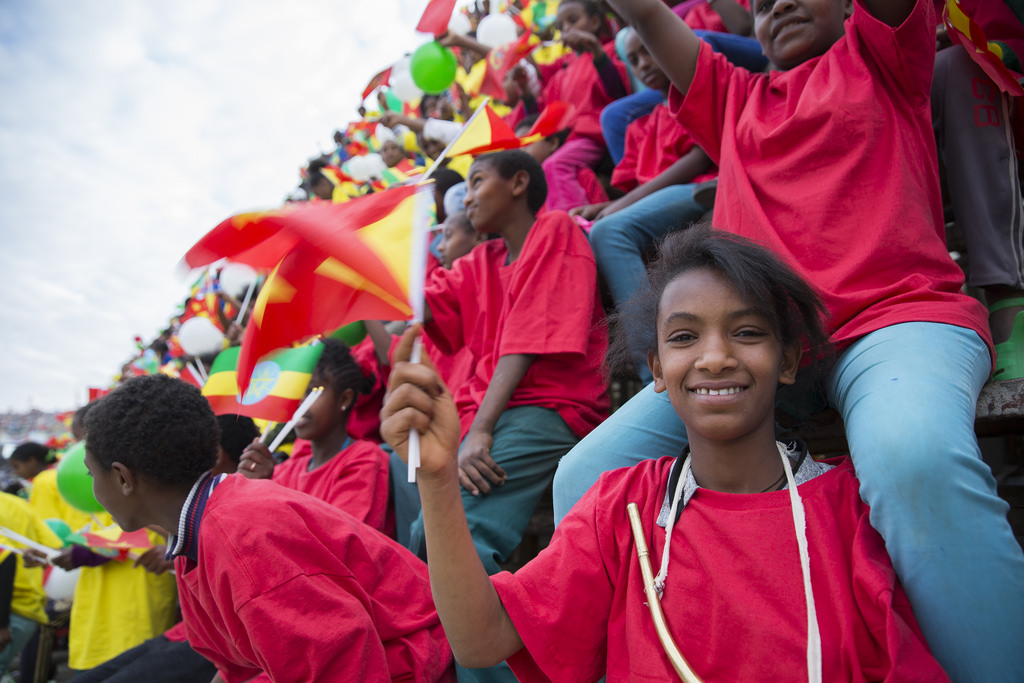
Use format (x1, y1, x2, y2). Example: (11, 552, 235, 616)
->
(991, 297, 1024, 381)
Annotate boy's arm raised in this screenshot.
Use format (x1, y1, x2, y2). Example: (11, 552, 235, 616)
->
(604, 0, 702, 95)
(381, 327, 525, 668)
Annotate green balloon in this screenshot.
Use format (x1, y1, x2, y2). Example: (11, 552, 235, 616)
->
(56, 442, 105, 514)
(329, 320, 367, 347)
(45, 518, 73, 545)
(410, 42, 458, 95)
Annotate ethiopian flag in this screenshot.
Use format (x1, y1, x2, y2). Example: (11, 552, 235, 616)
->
(203, 344, 323, 422)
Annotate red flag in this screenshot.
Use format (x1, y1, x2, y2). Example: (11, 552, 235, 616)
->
(480, 30, 538, 100)
(88, 387, 111, 402)
(234, 186, 427, 391)
(361, 67, 393, 100)
(518, 101, 572, 141)
(183, 207, 303, 271)
(416, 0, 458, 37)
(944, 0, 1024, 96)
(80, 528, 152, 553)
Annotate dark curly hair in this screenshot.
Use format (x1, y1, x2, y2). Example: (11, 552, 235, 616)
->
(215, 414, 259, 465)
(84, 374, 220, 488)
(471, 150, 548, 215)
(609, 226, 832, 385)
(314, 338, 374, 398)
(10, 442, 52, 465)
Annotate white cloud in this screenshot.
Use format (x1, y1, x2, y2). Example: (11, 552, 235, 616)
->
(0, 0, 427, 411)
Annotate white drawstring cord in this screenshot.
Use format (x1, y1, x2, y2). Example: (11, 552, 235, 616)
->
(654, 443, 822, 683)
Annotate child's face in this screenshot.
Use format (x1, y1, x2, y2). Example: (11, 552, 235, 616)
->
(380, 141, 405, 168)
(463, 161, 518, 234)
(293, 374, 350, 443)
(83, 448, 139, 531)
(649, 268, 799, 446)
(556, 2, 601, 37)
(753, 0, 851, 71)
(438, 221, 481, 268)
(624, 31, 669, 92)
(10, 459, 40, 480)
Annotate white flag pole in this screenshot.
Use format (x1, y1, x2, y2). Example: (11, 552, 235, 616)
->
(406, 184, 434, 483)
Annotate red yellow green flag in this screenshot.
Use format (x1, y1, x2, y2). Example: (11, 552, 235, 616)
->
(445, 103, 524, 157)
(944, 0, 1024, 96)
(234, 184, 431, 391)
(202, 344, 323, 422)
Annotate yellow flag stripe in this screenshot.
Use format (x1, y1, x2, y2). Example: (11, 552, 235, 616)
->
(203, 370, 312, 400)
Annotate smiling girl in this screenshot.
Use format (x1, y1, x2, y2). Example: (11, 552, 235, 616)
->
(382, 228, 947, 681)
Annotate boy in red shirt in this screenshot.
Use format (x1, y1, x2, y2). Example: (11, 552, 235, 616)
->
(415, 150, 609, 579)
(81, 375, 454, 683)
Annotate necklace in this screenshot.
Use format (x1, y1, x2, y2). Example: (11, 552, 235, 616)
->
(760, 469, 787, 493)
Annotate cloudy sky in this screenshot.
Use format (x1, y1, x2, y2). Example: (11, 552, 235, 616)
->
(0, 0, 434, 412)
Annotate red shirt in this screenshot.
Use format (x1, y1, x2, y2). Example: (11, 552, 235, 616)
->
(273, 438, 394, 536)
(611, 102, 717, 192)
(670, 0, 991, 355)
(540, 42, 629, 144)
(492, 458, 948, 682)
(425, 212, 610, 440)
(176, 476, 454, 683)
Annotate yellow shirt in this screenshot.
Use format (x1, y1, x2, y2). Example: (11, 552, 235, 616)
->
(27, 468, 92, 532)
(0, 493, 62, 624)
(68, 514, 177, 670)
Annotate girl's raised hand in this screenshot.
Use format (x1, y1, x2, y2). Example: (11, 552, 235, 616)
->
(380, 325, 461, 479)
(560, 28, 602, 58)
(238, 440, 275, 479)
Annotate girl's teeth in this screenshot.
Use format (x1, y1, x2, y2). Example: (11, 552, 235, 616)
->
(694, 387, 742, 395)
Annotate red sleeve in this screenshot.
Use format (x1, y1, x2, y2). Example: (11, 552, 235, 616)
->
(497, 213, 599, 358)
(492, 467, 626, 682)
(424, 254, 474, 356)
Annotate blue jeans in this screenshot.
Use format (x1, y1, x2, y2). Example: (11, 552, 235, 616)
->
(553, 322, 1024, 683)
(588, 184, 710, 382)
(0, 613, 38, 674)
(692, 30, 769, 73)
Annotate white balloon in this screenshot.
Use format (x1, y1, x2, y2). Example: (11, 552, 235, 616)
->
(391, 55, 412, 81)
(389, 70, 423, 103)
(448, 12, 472, 36)
(218, 262, 258, 299)
(346, 155, 371, 182)
(177, 316, 225, 357)
(374, 124, 396, 144)
(45, 566, 80, 602)
(477, 14, 518, 48)
(363, 153, 387, 179)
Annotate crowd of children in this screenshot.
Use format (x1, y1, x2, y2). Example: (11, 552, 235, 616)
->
(3, 0, 1024, 681)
